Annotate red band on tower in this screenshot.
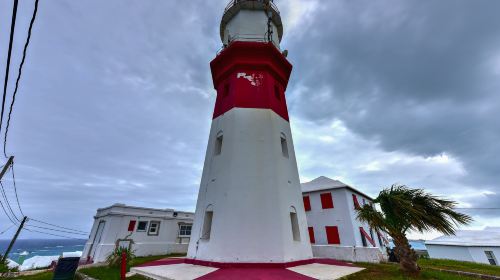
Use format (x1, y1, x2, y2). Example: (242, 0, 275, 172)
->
(210, 41, 293, 121)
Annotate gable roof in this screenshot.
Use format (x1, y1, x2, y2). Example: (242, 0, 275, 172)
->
(300, 176, 374, 200)
(425, 227, 500, 247)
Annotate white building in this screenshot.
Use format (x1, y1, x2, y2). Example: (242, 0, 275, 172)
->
(301, 176, 389, 262)
(82, 204, 194, 263)
(187, 0, 313, 264)
(426, 227, 500, 265)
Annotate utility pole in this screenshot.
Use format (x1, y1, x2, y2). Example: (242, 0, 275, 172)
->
(0, 156, 14, 180)
(1, 156, 17, 262)
(2, 216, 27, 262)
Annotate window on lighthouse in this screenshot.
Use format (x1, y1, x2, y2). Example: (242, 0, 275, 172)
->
(215, 132, 223, 155)
(280, 133, 289, 158)
(290, 207, 301, 241)
(201, 210, 213, 240)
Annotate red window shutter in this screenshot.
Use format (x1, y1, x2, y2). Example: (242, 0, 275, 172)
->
(128, 220, 136, 231)
(352, 194, 361, 209)
(308, 227, 315, 244)
(320, 192, 334, 209)
(359, 227, 376, 247)
(325, 226, 340, 244)
(303, 196, 311, 211)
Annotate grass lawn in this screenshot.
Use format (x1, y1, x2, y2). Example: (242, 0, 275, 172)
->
(342, 262, 479, 280)
(78, 253, 184, 280)
(418, 258, 500, 276)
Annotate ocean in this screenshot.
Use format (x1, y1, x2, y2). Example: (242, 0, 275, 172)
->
(389, 240, 428, 251)
(0, 239, 86, 264)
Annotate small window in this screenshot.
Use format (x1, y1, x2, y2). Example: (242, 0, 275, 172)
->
(201, 210, 213, 240)
(274, 85, 281, 100)
(290, 207, 300, 241)
(127, 220, 136, 232)
(308, 227, 315, 244)
(280, 133, 289, 158)
(485, 251, 497, 265)
(377, 231, 383, 247)
(326, 226, 340, 244)
(179, 224, 192, 236)
(137, 221, 148, 232)
(352, 194, 361, 209)
(303, 196, 311, 211)
(320, 192, 334, 209)
(214, 133, 223, 155)
(148, 221, 161, 236)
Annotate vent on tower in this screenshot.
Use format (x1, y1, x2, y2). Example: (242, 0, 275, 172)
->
(280, 133, 288, 158)
(215, 132, 223, 155)
(290, 206, 301, 241)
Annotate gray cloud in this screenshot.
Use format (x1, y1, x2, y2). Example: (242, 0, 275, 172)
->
(0, 0, 498, 238)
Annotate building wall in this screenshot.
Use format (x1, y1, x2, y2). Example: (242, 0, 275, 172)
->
(82, 206, 193, 263)
(427, 244, 500, 265)
(187, 108, 313, 263)
(303, 188, 387, 250)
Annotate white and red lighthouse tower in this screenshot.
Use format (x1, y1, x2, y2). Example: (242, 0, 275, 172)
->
(187, 0, 313, 264)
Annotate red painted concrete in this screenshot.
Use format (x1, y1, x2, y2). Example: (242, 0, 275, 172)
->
(137, 258, 356, 269)
(196, 268, 315, 280)
(135, 258, 358, 280)
(210, 41, 293, 121)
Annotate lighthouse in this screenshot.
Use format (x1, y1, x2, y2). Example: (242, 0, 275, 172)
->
(187, 0, 313, 264)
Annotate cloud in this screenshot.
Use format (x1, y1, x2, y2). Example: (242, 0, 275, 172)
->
(0, 0, 498, 239)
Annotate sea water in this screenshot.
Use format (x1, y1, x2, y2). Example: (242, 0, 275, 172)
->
(0, 239, 86, 264)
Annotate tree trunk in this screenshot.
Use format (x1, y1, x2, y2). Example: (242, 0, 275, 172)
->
(393, 234, 419, 275)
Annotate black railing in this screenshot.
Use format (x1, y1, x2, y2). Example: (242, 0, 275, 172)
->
(224, 0, 280, 15)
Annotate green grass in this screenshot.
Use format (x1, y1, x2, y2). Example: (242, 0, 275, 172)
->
(78, 254, 183, 280)
(341, 262, 479, 280)
(418, 258, 500, 276)
(8, 271, 53, 280)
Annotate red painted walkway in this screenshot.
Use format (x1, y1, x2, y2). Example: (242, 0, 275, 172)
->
(135, 258, 356, 280)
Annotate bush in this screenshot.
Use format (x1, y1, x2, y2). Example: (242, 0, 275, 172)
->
(106, 247, 135, 268)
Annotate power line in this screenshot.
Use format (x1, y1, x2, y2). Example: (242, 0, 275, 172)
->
(10, 162, 24, 216)
(0, 224, 15, 234)
(0, 0, 19, 144)
(3, 0, 40, 157)
(25, 228, 84, 240)
(25, 224, 88, 236)
(0, 198, 17, 225)
(0, 181, 20, 222)
(28, 218, 89, 234)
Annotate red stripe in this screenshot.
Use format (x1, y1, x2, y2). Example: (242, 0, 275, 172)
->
(210, 41, 292, 121)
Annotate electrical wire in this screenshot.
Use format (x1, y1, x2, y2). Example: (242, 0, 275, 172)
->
(0, 197, 17, 225)
(28, 218, 89, 234)
(25, 228, 85, 239)
(3, 0, 40, 157)
(9, 162, 24, 216)
(0, 224, 15, 235)
(25, 224, 88, 236)
(0, 0, 19, 144)
(0, 181, 20, 222)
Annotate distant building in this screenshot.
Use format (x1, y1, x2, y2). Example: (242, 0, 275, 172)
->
(426, 227, 500, 265)
(81, 204, 194, 263)
(301, 176, 389, 262)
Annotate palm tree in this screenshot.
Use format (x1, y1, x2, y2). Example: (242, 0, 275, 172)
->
(356, 185, 472, 275)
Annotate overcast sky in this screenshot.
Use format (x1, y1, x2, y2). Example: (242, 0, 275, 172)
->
(0, 0, 499, 240)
